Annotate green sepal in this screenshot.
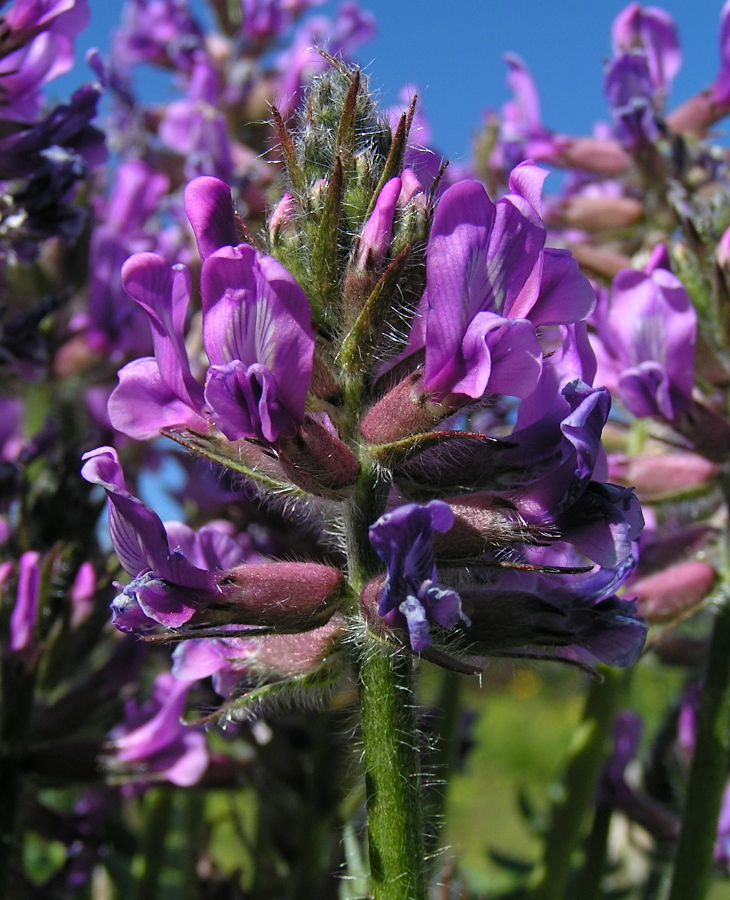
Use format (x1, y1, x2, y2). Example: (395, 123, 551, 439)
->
(336, 70, 360, 175)
(160, 426, 307, 498)
(369, 429, 512, 467)
(271, 104, 306, 195)
(185, 658, 344, 726)
(337, 244, 411, 374)
(310, 156, 344, 324)
(363, 94, 415, 221)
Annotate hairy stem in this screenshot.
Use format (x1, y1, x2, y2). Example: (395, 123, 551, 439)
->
(357, 647, 428, 900)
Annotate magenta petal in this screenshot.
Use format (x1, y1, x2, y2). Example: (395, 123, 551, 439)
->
(201, 244, 313, 426)
(9, 551, 40, 652)
(108, 358, 209, 441)
(526, 248, 596, 326)
(184, 176, 238, 262)
(121, 253, 204, 413)
(82, 447, 169, 577)
(205, 360, 291, 442)
(458, 312, 542, 399)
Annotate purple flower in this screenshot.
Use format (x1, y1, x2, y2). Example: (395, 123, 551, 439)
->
(497, 54, 559, 171)
(107, 671, 209, 786)
(7, 550, 41, 653)
(0, 0, 89, 120)
(611, 4, 681, 101)
(369, 501, 468, 652)
(184, 175, 238, 262)
(110, 177, 314, 445)
(111, 0, 204, 73)
(240, 0, 325, 43)
(157, 52, 232, 181)
(108, 253, 209, 439)
(0, 83, 105, 180)
(1, 0, 90, 47)
(604, 51, 659, 148)
(410, 163, 594, 401)
(459, 565, 646, 668)
(591, 255, 696, 421)
(80, 446, 235, 630)
(713, 1, 730, 104)
(201, 242, 315, 443)
(85, 159, 171, 359)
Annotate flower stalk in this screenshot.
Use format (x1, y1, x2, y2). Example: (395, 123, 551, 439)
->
(529, 667, 624, 900)
(667, 593, 730, 900)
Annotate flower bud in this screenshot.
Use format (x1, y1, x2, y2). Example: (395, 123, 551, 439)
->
(570, 243, 633, 280)
(211, 562, 344, 631)
(360, 372, 455, 445)
(547, 195, 644, 232)
(608, 453, 718, 498)
(632, 560, 715, 623)
(278, 413, 361, 496)
(667, 89, 730, 135)
(553, 137, 632, 176)
(432, 494, 531, 560)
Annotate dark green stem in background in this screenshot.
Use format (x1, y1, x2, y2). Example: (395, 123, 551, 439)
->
(667, 596, 730, 900)
(528, 667, 623, 900)
(573, 802, 613, 900)
(132, 788, 174, 900)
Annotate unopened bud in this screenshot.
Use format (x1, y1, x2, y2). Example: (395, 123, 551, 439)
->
(667, 89, 730, 135)
(360, 372, 455, 444)
(433, 494, 529, 560)
(547, 195, 644, 232)
(247, 613, 347, 679)
(278, 412, 361, 496)
(608, 453, 718, 498)
(212, 562, 344, 631)
(268, 191, 297, 245)
(554, 137, 632, 177)
(632, 560, 715, 623)
(570, 243, 633, 280)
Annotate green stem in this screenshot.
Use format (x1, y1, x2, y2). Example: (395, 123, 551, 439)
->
(573, 803, 612, 900)
(132, 788, 174, 900)
(358, 647, 428, 900)
(667, 596, 730, 900)
(0, 657, 36, 900)
(528, 667, 623, 900)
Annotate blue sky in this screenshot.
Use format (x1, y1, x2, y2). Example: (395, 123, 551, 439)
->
(57, 0, 726, 164)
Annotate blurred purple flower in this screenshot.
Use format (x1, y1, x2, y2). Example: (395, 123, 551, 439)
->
(0, 0, 89, 120)
(85, 159, 171, 359)
(111, 0, 203, 73)
(275, 2, 375, 117)
(605, 50, 659, 148)
(7, 550, 41, 653)
(107, 671, 208, 786)
(591, 252, 696, 421)
(713, 0, 730, 104)
(158, 52, 233, 181)
(611, 3, 681, 100)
